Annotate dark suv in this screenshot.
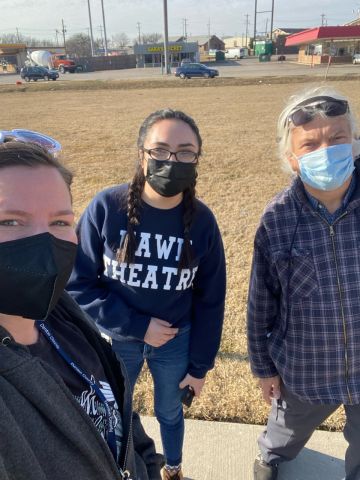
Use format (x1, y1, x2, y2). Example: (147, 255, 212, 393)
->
(175, 63, 219, 79)
(20, 66, 59, 82)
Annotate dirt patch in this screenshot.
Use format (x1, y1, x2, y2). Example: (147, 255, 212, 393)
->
(1, 73, 360, 94)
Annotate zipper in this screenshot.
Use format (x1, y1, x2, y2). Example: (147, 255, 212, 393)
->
(119, 371, 134, 480)
(121, 410, 133, 477)
(328, 218, 353, 404)
(316, 211, 352, 404)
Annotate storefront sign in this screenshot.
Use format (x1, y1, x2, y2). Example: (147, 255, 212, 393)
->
(148, 45, 183, 52)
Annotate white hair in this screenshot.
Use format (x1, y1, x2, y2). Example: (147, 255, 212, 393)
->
(277, 86, 360, 174)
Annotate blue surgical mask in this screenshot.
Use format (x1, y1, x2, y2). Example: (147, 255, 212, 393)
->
(297, 143, 354, 191)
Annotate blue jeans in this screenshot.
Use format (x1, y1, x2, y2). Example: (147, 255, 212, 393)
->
(112, 325, 191, 466)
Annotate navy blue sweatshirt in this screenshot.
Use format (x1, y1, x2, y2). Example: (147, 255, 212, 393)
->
(67, 184, 226, 378)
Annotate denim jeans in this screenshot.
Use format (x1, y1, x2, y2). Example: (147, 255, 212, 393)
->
(112, 325, 191, 466)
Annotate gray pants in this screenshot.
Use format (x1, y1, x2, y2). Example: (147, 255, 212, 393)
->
(258, 386, 360, 480)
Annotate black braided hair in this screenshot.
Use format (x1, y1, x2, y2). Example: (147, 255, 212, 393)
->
(116, 164, 145, 264)
(117, 109, 202, 268)
(178, 182, 197, 270)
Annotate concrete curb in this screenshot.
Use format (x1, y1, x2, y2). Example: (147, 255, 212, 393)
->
(141, 416, 346, 479)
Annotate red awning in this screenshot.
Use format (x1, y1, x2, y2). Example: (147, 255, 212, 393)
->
(285, 26, 360, 46)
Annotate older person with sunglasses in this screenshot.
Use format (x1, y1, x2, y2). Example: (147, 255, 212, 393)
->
(247, 86, 360, 480)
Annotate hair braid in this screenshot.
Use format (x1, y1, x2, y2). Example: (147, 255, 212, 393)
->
(117, 166, 145, 264)
(179, 181, 197, 270)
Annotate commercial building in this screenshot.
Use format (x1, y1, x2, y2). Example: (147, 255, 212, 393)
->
(0, 44, 27, 72)
(222, 36, 247, 49)
(285, 25, 360, 64)
(134, 41, 198, 68)
(272, 28, 305, 54)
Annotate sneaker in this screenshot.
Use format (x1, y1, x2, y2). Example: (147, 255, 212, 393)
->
(254, 455, 278, 480)
(161, 466, 184, 480)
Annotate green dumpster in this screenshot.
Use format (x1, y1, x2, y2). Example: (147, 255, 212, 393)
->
(215, 50, 225, 61)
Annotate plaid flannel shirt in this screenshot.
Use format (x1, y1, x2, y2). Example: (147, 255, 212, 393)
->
(247, 163, 360, 404)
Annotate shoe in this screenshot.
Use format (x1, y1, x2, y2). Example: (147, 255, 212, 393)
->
(161, 466, 184, 480)
(254, 455, 278, 480)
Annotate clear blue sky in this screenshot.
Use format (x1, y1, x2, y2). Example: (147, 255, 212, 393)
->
(1, 0, 359, 42)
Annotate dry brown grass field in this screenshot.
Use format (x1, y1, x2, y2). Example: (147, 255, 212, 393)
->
(2, 78, 359, 430)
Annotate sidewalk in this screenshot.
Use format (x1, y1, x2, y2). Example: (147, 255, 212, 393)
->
(141, 416, 346, 480)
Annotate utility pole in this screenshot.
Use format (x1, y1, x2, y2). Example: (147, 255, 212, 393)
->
(137, 22, 141, 44)
(182, 18, 188, 40)
(163, 0, 170, 74)
(254, 0, 257, 44)
(87, 0, 95, 56)
(16, 27, 21, 43)
(265, 18, 269, 37)
(245, 13, 250, 47)
(207, 18, 211, 52)
(98, 25, 105, 51)
(55, 29, 60, 46)
(270, 0, 275, 40)
(61, 19, 67, 52)
(321, 13, 326, 26)
(253, 0, 275, 48)
(100, 0, 108, 55)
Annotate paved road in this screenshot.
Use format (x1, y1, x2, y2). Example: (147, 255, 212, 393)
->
(1, 56, 360, 85)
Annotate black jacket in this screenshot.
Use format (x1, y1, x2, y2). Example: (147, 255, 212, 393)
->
(0, 292, 163, 480)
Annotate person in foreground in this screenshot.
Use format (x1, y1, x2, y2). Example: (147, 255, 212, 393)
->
(67, 109, 226, 480)
(247, 87, 360, 480)
(0, 131, 163, 480)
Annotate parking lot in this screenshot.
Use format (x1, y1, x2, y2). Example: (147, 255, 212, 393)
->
(1, 56, 360, 84)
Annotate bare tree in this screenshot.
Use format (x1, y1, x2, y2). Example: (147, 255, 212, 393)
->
(0, 33, 55, 47)
(141, 32, 163, 44)
(65, 33, 99, 57)
(110, 33, 130, 48)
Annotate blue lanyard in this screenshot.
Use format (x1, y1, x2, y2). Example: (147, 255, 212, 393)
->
(36, 321, 118, 461)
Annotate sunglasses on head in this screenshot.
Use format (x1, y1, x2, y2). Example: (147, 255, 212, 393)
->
(287, 96, 349, 127)
(0, 129, 61, 154)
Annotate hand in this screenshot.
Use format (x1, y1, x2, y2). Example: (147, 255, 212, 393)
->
(179, 373, 206, 397)
(258, 375, 281, 405)
(144, 317, 178, 347)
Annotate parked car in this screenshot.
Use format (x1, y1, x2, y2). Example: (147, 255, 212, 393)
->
(353, 53, 360, 64)
(175, 63, 219, 79)
(20, 66, 59, 82)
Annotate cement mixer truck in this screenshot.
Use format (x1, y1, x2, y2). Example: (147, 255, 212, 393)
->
(27, 50, 82, 73)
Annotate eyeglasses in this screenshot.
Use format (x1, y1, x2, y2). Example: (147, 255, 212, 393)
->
(287, 96, 349, 127)
(0, 129, 62, 155)
(143, 148, 198, 163)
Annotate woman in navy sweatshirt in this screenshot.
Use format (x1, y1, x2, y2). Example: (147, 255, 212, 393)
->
(67, 109, 226, 480)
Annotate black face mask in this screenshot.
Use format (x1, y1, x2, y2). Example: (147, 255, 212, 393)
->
(0, 232, 77, 320)
(146, 158, 197, 197)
